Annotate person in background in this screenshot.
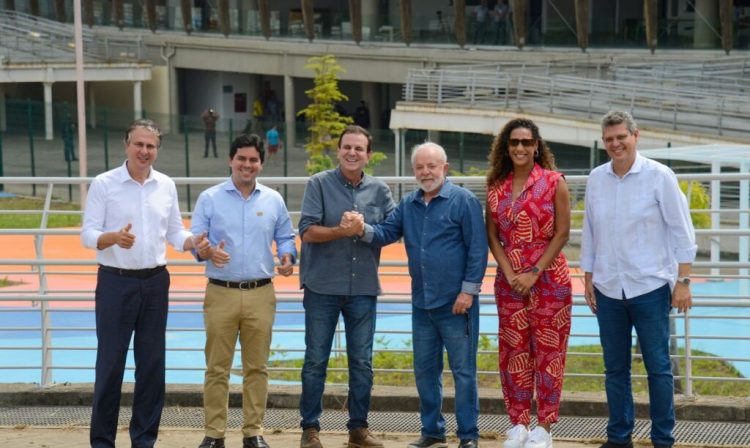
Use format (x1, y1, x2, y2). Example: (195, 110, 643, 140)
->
(486, 118, 572, 448)
(201, 108, 219, 158)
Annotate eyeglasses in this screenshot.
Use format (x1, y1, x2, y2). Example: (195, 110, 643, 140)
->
(508, 138, 536, 147)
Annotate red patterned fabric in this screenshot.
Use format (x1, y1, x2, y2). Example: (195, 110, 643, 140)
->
(487, 163, 572, 425)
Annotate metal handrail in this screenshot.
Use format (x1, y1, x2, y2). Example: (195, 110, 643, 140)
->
(0, 175, 748, 397)
(402, 64, 750, 139)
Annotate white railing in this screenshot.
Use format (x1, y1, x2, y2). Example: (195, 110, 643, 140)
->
(0, 174, 748, 398)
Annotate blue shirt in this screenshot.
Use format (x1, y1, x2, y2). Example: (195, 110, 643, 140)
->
(191, 178, 297, 281)
(363, 180, 488, 310)
(299, 168, 396, 296)
(266, 128, 279, 145)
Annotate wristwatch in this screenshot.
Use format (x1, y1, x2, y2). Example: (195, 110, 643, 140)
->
(677, 276, 691, 286)
(531, 266, 541, 275)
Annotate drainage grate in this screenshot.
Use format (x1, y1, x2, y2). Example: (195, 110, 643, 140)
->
(1, 407, 748, 447)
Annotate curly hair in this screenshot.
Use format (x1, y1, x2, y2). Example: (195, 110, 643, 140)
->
(486, 118, 557, 186)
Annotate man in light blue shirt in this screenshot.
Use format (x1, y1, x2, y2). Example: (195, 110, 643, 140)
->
(360, 142, 488, 448)
(581, 111, 696, 448)
(191, 134, 297, 448)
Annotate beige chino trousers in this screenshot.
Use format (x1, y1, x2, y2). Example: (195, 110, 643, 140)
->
(203, 282, 276, 438)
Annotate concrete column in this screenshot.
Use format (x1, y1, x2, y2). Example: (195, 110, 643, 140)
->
(427, 130, 440, 144)
(361, 81, 380, 131)
(362, 0, 379, 41)
(694, 0, 719, 49)
(0, 84, 6, 132)
(169, 63, 178, 134)
(133, 81, 142, 120)
(284, 74, 295, 150)
(44, 82, 53, 141)
(88, 84, 96, 129)
(393, 128, 400, 177)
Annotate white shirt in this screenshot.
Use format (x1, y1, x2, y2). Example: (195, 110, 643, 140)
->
(581, 154, 697, 299)
(81, 162, 192, 269)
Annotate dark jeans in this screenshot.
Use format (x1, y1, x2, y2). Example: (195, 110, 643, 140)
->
(299, 288, 377, 431)
(90, 268, 170, 448)
(412, 300, 479, 440)
(595, 283, 675, 447)
(204, 131, 217, 157)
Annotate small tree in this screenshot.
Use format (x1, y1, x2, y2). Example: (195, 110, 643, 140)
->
(298, 54, 353, 174)
(299, 54, 386, 175)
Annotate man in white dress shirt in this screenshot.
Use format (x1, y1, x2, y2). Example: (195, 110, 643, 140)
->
(581, 111, 696, 448)
(81, 119, 204, 448)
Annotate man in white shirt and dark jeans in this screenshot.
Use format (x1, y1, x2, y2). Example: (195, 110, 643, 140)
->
(581, 111, 696, 448)
(81, 119, 204, 448)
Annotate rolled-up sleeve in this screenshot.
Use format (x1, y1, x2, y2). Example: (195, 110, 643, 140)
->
(659, 171, 697, 263)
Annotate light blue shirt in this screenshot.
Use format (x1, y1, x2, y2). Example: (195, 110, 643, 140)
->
(581, 154, 697, 299)
(191, 178, 297, 281)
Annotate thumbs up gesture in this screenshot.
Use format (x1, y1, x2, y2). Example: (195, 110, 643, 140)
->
(211, 240, 230, 268)
(115, 223, 135, 249)
(192, 231, 211, 258)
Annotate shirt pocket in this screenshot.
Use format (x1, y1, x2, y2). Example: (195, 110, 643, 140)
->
(365, 205, 384, 224)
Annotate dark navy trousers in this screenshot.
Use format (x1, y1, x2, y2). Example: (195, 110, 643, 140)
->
(90, 268, 170, 448)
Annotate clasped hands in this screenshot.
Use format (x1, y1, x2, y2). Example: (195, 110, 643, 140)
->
(339, 210, 365, 237)
(507, 270, 539, 297)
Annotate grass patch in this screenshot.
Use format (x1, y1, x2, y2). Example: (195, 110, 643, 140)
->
(0, 197, 81, 228)
(266, 340, 750, 397)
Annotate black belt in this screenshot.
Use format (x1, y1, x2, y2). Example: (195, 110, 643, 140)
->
(208, 278, 272, 290)
(99, 264, 166, 279)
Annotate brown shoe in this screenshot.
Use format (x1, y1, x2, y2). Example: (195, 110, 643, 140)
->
(300, 427, 323, 448)
(348, 428, 384, 448)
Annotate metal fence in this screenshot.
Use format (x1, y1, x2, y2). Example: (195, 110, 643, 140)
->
(402, 63, 750, 140)
(0, 174, 748, 397)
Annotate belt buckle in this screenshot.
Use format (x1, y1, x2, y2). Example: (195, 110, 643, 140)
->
(238, 281, 251, 290)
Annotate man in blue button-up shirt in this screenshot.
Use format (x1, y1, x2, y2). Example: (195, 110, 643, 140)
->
(191, 134, 297, 448)
(361, 142, 488, 448)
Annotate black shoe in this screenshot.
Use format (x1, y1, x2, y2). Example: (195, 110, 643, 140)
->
(244, 435, 271, 448)
(459, 440, 479, 448)
(407, 435, 448, 448)
(653, 445, 673, 448)
(599, 440, 633, 448)
(198, 436, 225, 448)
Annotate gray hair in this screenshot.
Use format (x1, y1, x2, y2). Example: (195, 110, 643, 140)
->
(410, 141, 448, 166)
(124, 119, 162, 148)
(600, 110, 638, 134)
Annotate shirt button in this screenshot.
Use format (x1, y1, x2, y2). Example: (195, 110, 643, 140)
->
(352, 273, 356, 277)
(352, 257, 357, 261)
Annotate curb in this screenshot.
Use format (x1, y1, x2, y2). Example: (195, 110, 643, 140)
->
(0, 383, 747, 423)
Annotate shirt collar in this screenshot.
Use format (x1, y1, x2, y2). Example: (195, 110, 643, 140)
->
(222, 178, 261, 198)
(335, 167, 367, 188)
(412, 179, 453, 202)
(605, 152, 643, 178)
(503, 163, 545, 194)
(118, 161, 155, 184)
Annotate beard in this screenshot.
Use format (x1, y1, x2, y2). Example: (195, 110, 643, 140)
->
(419, 175, 444, 194)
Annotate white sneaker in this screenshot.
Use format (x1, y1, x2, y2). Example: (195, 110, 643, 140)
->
(503, 424, 529, 448)
(523, 427, 553, 448)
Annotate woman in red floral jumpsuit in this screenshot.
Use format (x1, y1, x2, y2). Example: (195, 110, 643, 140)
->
(486, 118, 572, 448)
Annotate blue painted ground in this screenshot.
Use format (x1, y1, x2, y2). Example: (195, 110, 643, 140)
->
(1, 280, 748, 385)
